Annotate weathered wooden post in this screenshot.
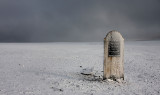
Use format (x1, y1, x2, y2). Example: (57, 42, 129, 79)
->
(103, 30, 124, 81)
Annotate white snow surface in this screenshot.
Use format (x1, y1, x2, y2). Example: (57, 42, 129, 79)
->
(0, 41, 160, 95)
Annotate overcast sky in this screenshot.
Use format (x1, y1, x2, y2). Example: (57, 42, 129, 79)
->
(0, 0, 160, 42)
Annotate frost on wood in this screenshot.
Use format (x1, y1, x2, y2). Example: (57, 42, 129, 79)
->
(103, 30, 124, 81)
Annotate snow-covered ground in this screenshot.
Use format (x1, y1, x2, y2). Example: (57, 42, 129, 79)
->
(0, 41, 160, 95)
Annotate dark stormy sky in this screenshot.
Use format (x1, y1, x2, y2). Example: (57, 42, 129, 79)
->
(0, 0, 160, 42)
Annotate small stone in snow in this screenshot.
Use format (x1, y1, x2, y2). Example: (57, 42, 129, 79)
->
(116, 79, 122, 83)
(107, 79, 113, 82)
(60, 89, 63, 92)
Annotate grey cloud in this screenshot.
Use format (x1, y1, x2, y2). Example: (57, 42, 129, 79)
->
(0, 0, 160, 42)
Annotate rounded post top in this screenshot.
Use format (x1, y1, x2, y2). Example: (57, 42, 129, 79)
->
(104, 30, 124, 41)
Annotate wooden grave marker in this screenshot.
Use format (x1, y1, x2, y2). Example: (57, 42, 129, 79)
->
(103, 30, 124, 81)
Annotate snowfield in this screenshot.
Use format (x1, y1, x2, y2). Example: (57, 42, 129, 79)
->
(0, 41, 160, 95)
